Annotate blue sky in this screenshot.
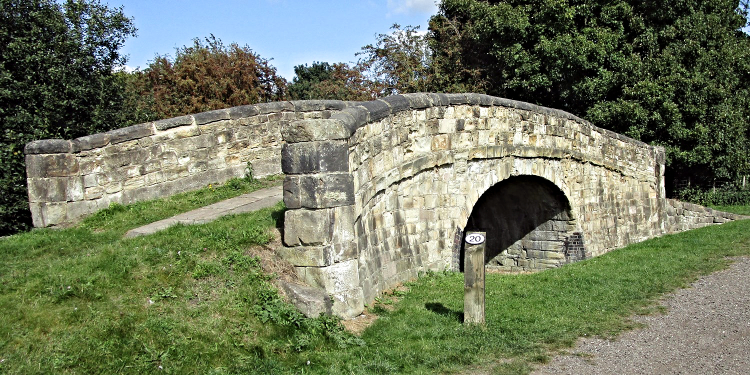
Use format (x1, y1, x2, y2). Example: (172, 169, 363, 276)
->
(106, 0, 749, 81)
(105, 0, 439, 80)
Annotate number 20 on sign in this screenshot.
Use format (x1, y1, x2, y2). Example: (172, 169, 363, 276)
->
(465, 233, 485, 245)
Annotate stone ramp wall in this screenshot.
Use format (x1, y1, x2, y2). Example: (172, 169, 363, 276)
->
(25, 100, 350, 227)
(666, 199, 749, 233)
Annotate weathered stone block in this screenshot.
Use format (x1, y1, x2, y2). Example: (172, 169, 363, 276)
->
(283, 175, 302, 208)
(403, 93, 432, 109)
(291, 100, 346, 112)
(279, 281, 333, 318)
(28, 178, 68, 202)
(26, 153, 78, 178)
(446, 93, 470, 105)
(431, 134, 451, 151)
(283, 209, 331, 247)
(358, 100, 391, 122)
(296, 260, 364, 318)
(24, 139, 71, 154)
(438, 119, 457, 134)
(108, 123, 154, 144)
(331, 205, 358, 262)
(28, 202, 46, 227)
(65, 200, 95, 223)
(154, 115, 193, 131)
(382, 95, 410, 113)
(331, 107, 369, 133)
(281, 119, 350, 142)
(45, 202, 68, 227)
(281, 140, 348, 174)
(278, 245, 333, 267)
(329, 288, 364, 319)
(227, 105, 259, 119)
(67, 177, 84, 201)
(296, 259, 358, 293)
(308, 173, 355, 208)
(72, 133, 111, 152)
(256, 101, 294, 114)
(193, 109, 230, 125)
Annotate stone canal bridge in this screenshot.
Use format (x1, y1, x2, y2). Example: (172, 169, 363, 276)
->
(278, 93, 743, 318)
(25, 93, 745, 319)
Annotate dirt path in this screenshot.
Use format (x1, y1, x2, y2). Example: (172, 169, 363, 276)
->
(532, 257, 750, 375)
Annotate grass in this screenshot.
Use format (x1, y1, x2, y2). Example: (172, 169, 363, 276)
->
(0, 177, 361, 374)
(711, 204, 750, 216)
(1, 188, 749, 373)
(300, 219, 750, 374)
(81, 175, 283, 234)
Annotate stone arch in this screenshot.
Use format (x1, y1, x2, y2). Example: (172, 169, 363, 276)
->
(462, 175, 582, 272)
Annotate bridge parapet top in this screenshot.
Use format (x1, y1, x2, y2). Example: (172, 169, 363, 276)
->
(281, 93, 594, 143)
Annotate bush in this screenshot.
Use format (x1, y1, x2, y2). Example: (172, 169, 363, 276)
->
(676, 184, 750, 206)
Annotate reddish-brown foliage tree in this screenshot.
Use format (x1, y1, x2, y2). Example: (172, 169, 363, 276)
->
(128, 35, 287, 119)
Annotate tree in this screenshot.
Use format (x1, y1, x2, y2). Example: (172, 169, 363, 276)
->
(0, 0, 136, 235)
(357, 24, 434, 95)
(288, 61, 378, 101)
(127, 36, 287, 119)
(429, 0, 750, 194)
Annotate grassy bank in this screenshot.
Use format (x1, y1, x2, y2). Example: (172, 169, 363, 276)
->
(0, 177, 361, 374)
(302, 218, 750, 374)
(711, 205, 750, 216)
(1, 190, 749, 373)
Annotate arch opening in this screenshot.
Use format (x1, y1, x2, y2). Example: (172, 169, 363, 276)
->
(462, 175, 584, 272)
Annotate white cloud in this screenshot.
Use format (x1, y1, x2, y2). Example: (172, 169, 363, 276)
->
(387, 0, 438, 15)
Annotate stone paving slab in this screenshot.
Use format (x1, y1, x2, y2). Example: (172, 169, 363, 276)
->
(124, 185, 283, 238)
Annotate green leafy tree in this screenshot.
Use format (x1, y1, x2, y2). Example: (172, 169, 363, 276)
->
(357, 24, 433, 95)
(0, 0, 136, 235)
(288, 61, 378, 101)
(429, 0, 750, 194)
(128, 36, 287, 119)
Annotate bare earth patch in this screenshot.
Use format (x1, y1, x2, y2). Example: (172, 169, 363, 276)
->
(342, 285, 409, 335)
(249, 228, 300, 285)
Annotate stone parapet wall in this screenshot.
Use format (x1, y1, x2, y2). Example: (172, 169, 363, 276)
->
(25, 100, 350, 227)
(665, 199, 749, 233)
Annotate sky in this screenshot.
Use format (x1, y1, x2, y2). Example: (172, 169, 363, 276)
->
(104, 0, 440, 80)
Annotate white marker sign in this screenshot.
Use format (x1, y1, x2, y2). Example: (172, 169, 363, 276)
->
(465, 233, 486, 245)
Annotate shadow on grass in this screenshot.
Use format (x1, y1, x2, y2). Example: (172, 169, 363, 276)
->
(425, 302, 464, 323)
(271, 206, 285, 230)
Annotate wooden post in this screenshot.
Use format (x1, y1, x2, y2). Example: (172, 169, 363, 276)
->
(464, 231, 486, 325)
